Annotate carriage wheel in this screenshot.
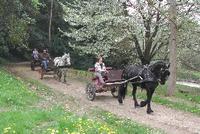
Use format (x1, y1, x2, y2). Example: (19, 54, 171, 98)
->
(111, 87, 118, 98)
(85, 83, 96, 101)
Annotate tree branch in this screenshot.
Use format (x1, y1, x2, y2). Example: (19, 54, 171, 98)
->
(132, 34, 144, 60)
(185, 3, 194, 15)
(151, 3, 161, 39)
(145, 0, 177, 28)
(150, 41, 168, 59)
(179, 57, 200, 71)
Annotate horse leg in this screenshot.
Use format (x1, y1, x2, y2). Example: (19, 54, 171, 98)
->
(146, 88, 155, 114)
(58, 69, 62, 82)
(132, 85, 139, 108)
(118, 83, 127, 104)
(40, 69, 44, 79)
(63, 69, 66, 83)
(140, 100, 147, 107)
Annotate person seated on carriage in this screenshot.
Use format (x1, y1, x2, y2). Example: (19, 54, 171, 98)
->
(41, 49, 51, 70)
(94, 55, 108, 86)
(32, 48, 39, 60)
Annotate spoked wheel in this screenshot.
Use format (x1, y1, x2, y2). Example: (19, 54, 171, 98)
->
(85, 83, 96, 101)
(111, 87, 118, 98)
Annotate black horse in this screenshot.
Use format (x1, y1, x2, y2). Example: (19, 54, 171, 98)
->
(118, 61, 170, 114)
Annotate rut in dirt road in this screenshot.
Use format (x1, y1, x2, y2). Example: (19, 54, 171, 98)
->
(7, 62, 200, 134)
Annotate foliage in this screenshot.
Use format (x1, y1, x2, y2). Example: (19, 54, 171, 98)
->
(0, 0, 38, 57)
(0, 0, 200, 70)
(60, 0, 134, 58)
(177, 18, 200, 71)
(177, 68, 200, 82)
(0, 69, 38, 108)
(7, 15, 29, 46)
(124, 0, 170, 64)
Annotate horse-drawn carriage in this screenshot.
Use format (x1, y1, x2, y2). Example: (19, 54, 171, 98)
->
(86, 61, 170, 114)
(40, 53, 71, 82)
(30, 52, 71, 82)
(85, 67, 140, 101)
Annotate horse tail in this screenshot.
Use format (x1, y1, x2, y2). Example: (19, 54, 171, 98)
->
(118, 82, 128, 104)
(122, 82, 128, 99)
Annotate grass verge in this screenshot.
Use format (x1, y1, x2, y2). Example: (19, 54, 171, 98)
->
(177, 68, 200, 82)
(91, 108, 164, 134)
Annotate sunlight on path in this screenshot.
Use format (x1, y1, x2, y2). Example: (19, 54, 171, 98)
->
(176, 81, 200, 88)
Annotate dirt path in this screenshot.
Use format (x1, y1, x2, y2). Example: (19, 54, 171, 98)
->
(7, 62, 200, 134)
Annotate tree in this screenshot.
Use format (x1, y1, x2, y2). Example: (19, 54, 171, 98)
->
(60, 0, 172, 65)
(0, 0, 38, 57)
(176, 0, 200, 71)
(28, 0, 67, 54)
(123, 0, 170, 64)
(177, 18, 200, 71)
(60, 0, 134, 57)
(167, 0, 177, 96)
(48, 0, 54, 46)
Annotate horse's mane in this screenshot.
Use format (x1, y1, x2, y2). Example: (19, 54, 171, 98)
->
(149, 60, 167, 73)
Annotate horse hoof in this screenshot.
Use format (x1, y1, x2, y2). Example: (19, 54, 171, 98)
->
(140, 101, 147, 107)
(147, 109, 154, 114)
(134, 103, 140, 108)
(118, 99, 123, 104)
(119, 103, 123, 106)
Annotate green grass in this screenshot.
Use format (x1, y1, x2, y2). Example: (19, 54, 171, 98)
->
(0, 57, 9, 66)
(177, 68, 200, 82)
(0, 107, 117, 134)
(92, 108, 164, 134)
(0, 68, 161, 134)
(0, 69, 38, 108)
(158, 84, 200, 104)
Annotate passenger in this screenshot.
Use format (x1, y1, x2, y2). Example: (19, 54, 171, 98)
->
(41, 49, 51, 70)
(32, 48, 39, 60)
(94, 55, 108, 85)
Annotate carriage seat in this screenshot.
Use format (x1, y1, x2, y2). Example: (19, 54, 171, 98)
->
(88, 67, 112, 82)
(88, 67, 123, 83)
(105, 70, 123, 83)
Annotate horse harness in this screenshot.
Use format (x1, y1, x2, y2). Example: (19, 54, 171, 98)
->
(129, 65, 159, 84)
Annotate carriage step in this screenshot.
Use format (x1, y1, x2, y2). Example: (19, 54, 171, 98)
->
(46, 69, 53, 72)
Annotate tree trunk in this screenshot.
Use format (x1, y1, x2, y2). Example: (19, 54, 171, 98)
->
(48, 0, 53, 46)
(167, 0, 177, 96)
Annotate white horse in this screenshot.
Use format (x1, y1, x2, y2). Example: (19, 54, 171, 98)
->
(53, 53, 71, 82)
(54, 53, 71, 67)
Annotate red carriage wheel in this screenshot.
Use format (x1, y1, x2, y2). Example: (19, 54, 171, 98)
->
(85, 83, 96, 101)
